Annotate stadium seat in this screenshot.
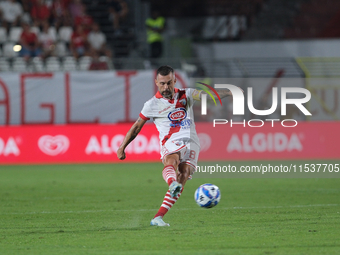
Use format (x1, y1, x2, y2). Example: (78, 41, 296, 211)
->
(55, 41, 67, 57)
(31, 27, 40, 36)
(229, 16, 240, 38)
(63, 56, 78, 71)
(9, 27, 23, 43)
(99, 56, 113, 69)
(46, 57, 61, 72)
(0, 27, 8, 44)
(46, 63, 61, 72)
(48, 26, 57, 41)
(21, 12, 31, 24)
(58, 27, 73, 43)
(32, 57, 45, 72)
(13, 57, 26, 63)
(12, 57, 28, 72)
(3, 42, 18, 58)
(202, 17, 218, 38)
(0, 58, 11, 72)
(79, 56, 92, 70)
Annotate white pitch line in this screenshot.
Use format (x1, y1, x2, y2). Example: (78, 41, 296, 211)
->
(1, 204, 339, 215)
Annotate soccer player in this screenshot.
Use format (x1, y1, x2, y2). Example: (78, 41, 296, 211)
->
(117, 65, 232, 226)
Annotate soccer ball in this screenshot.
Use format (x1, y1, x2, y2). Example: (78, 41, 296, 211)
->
(194, 183, 221, 208)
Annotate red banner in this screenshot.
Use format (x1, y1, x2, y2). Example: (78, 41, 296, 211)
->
(0, 122, 339, 165)
(196, 122, 340, 161)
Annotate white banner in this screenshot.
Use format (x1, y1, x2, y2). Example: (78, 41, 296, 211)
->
(0, 70, 189, 125)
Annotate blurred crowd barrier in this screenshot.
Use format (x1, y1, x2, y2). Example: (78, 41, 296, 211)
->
(0, 70, 188, 125)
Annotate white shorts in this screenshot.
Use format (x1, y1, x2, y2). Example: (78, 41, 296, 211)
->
(161, 138, 200, 171)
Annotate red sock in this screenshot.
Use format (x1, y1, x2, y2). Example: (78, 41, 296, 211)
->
(162, 165, 176, 186)
(154, 188, 183, 218)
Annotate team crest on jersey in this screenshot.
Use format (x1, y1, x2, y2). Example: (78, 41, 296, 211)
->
(168, 108, 187, 121)
(179, 98, 187, 107)
(172, 140, 184, 147)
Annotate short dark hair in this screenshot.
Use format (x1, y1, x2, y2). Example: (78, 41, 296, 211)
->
(156, 65, 174, 77)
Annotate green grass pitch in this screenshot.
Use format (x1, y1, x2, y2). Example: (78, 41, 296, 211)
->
(1, 160, 340, 255)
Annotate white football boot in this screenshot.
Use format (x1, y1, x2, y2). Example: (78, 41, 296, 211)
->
(169, 181, 182, 198)
(150, 216, 170, 226)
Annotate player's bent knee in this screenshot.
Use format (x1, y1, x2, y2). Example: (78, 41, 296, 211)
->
(163, 153, 180, 168)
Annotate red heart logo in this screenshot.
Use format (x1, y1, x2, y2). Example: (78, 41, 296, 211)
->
(38, 135, 70, 156)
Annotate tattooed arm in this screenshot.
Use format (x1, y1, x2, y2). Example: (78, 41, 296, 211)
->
(214, 89, 233, 100)
(117, 117, 147, 160)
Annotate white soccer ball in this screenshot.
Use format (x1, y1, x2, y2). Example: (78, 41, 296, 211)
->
(194, 183, 221, 208)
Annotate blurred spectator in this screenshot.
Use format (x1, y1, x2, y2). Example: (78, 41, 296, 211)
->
(51, 0, 72, 29)
(0, 0, 23, 31)
(69, 0, 83, 21)
(146, 10, 165, 58)
(70, 25, 88, 58)
(107, 0, 128, 35)
(19, 0, 33, 13)
(74, 4, 93, 33)
(18, 0, 34, 24)
(89, 52, 109, 70)
(39, 22, 56, 59)
(87, 23, 112, 58)
(31, 0, 51, 27)
(19, 22, 42, 61)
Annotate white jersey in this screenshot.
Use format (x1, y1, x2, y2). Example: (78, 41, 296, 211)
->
(139, 88, 201, 153)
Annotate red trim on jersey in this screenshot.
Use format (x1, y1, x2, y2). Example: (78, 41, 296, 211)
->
(162, 144, 186, 157)
(155, 91, 162, 98)
(161, 89, 188, 145)
(139, 113, 150, 120)
(161, 123, 180, 146)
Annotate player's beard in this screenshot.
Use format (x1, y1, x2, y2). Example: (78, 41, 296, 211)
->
(162, 90, 172, 99)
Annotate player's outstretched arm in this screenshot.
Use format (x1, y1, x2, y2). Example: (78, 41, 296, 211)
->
(117, 117, 147, 160)
(199, 87, 243, 101)
(215, 89, 233, 99)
